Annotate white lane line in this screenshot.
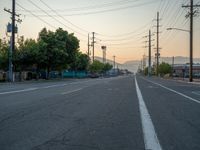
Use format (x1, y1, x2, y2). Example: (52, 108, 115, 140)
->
(0, 88, 38, 95)
(61, 88, 83, 95)
(142, 77, 200, 105)
(0, 78, 104, 95)
(192, 91, 200, 96)
(41, 83, 67, 89)
(135, 76, 162, 150)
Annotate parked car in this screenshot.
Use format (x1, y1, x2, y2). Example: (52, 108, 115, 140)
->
(88, 73, 100, 78)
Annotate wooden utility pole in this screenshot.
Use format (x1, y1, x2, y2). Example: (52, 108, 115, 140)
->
(148, 30, 152, 76)
(87, 33, 90, 57)
(113, 55, 116, 69)
(4, 0, 18, 82)
(182, 0, 200, 82)
(92, 32, 95, 62)
(156, 12, 160, 76)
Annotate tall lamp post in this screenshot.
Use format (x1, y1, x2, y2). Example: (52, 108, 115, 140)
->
(167, 27, 192, 82)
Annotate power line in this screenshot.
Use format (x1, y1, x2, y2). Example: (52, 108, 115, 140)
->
(99, 30, 148, 42)
(25, 0, 159, 17)
(19, 0, 140, 13)
(97, 20, 152, 38)
(39, 0, 90, 34)
(16, 2, 88, 43)
(16, 2, 56, 29)
(27, 0, 87, 37)
(160, 0, 171, 18)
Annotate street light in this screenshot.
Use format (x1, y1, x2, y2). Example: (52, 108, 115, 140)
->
(167, 27, 193, 82)
(167, 28, 189, 33)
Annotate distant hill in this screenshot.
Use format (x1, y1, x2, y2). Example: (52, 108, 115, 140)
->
(160, 56, 200, 64)
(122, 56, 200, 73)
(93, 56, 200, 73)
(94, 56, 121, 66)
(123, 60, 140, 73)
(94, 56, 135, 72)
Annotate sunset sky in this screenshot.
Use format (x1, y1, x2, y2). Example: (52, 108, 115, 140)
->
(0, 0, 200, 64)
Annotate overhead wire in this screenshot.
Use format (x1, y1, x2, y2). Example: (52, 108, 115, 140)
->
(16, 2, 56, 29)
(26, 0, 160, 17)
(21, 0, 140, 13)
(27, 0, 88, 38)
(39, 0, 90, 33)
(96, 20, 152, 38)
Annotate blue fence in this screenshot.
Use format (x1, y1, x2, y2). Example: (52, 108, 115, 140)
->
(62, 71, 87, 78)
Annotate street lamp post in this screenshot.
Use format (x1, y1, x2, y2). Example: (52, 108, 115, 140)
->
(166, 27, 193, 82)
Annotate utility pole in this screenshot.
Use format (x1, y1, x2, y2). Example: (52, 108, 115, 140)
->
(11, 0, 15, 82)
(141, 59, 143, 72)
(4, 0, 21, 82)
(113, 55, 116, 69)
(148, 30, 152, 76)
(190, 0, 193, 82)
(172, 56, 174, 76)
(143, 54, 146, 71)
(143, 30, 154, 76)
(182, 0, 200, 82)
(92, 32, 95, 62)
(87, 33, 90, 57)
(156, 12, 161, 76)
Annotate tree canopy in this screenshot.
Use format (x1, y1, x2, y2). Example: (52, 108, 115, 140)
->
(89, 60, 113, 73)
(158, 62, 172, 76)
(0, 28, 90, 78)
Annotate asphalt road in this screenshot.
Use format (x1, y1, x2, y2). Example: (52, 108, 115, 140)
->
(0, 75, 200, 150)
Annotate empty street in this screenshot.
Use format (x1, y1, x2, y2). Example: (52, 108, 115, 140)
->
(0, 76, 200, 150)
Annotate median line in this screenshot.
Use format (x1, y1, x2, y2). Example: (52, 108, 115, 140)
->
(135, 76, 162, 150)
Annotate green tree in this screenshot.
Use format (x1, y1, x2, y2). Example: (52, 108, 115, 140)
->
(89, 60, 104, 73)
(89, 60, 112, 73)
(38, 28, 78, 78)
(144, 67, 148, 76)
(158, 62, 172, 76)
(65, 33, 80, 70)
(0, 39, 9, 71)
(102, 63, 113, 73)
(75, 52, 90, 71)
(14, 39, 39, 71)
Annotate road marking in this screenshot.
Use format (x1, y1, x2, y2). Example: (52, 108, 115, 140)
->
(0, 88, 38, 95)
(0, 78, 117, 95)
(135, 76, 162, 150)
(61, 88, 83, 95)
(41, 83, 67, 89)
(0, 81, 86, 95)
(142, 77, 200, 104)
(192, 91, 200, 96)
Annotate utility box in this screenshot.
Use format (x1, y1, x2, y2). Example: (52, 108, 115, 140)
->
(7, 23, 18, 33)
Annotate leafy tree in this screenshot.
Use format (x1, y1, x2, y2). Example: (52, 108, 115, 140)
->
(144, 67, 148, 76)
(0, 39, 9, 71)
(103, 63, 113, 73)
(89, 60, 104, 73)
(65, 33, 80, 70)
(38, 28, 76, 78)
(0, 28, 84, 80)
(89, 60, 112, 73)
(75, 52, 90, 71)
(14, 39, 39, 71)
(158, 62, 172, 76)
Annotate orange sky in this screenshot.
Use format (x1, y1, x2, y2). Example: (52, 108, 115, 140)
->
(0, 0, 200, 64)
